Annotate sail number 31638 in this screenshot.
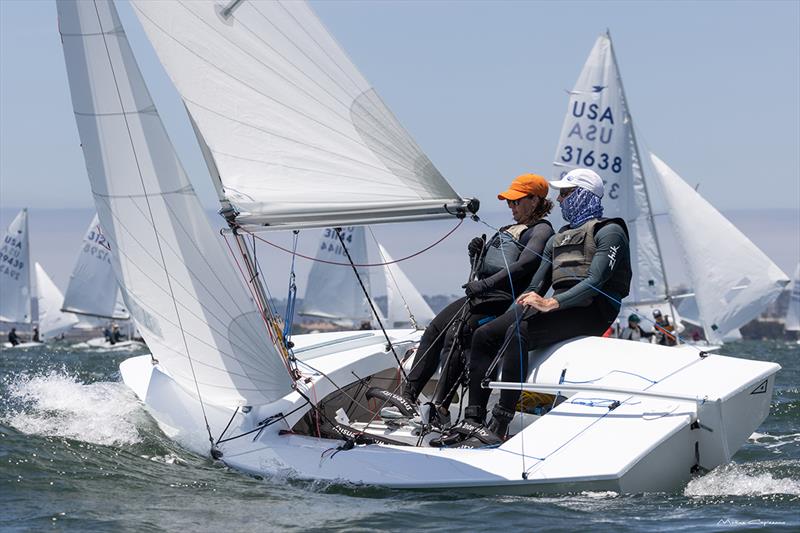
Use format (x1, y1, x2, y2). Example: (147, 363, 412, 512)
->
(561, 146, 621, 173)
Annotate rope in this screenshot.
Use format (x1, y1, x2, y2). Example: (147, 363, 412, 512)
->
(282, 231, 300, 344)
(240, 218, 464, 267)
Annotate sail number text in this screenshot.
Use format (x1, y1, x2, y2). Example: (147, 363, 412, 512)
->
(560, 146, 622, 174)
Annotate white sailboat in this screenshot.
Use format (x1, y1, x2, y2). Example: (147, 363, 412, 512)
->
(34, 262, 79, 340)
(555, 33, 788, 344)
(58, 0, 779, 493)
(298, 226, 434, 329)
(786, 263, 800, 340)
(61, 214, 143, 348)
(0, 209, 33, 325)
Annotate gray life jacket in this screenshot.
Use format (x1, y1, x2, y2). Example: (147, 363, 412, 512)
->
(551, 218, 631, 302)
(477, 221, 547, 279)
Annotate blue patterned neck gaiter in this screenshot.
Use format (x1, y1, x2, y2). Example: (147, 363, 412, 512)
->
(560, 187, 604, 228)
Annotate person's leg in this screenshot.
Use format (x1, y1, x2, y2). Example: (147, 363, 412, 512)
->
(466, 309, 521, 423)
(403, 297, 469, 401)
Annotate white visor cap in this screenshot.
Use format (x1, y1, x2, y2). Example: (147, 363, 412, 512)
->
(549, 168, 604, 198)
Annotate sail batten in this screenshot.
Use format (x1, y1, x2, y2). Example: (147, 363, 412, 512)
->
(131, 0, 466, 229)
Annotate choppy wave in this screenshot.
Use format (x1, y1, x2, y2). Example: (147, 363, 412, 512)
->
(685, 461, 800, 496)
(2, 370, 145, 447)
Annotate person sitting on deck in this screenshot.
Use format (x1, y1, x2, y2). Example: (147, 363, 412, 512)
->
(618, 314, 652, 342)
(436, 168, 632, 448)
(652, 309, 677, 346)
(32, 326, 40, 343)
(379, 174, 554, 425)
(8, 327, 20, 346)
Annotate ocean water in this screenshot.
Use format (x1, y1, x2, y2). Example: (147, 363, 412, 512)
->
(1, 340, 798, 532)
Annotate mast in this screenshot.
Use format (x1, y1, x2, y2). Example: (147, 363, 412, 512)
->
(606, 30, 679, 328)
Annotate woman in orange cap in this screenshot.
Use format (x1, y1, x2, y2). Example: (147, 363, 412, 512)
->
(380, 174, 554, 424)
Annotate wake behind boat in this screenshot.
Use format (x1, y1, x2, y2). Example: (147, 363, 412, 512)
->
(56, 0, 780, 493)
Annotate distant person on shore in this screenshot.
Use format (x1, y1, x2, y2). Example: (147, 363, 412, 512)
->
(652, 309, 677, 346)
(618, 314, 652, 342)
(8, 327, 20, 346)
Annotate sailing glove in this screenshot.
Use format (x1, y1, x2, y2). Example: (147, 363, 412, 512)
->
(463, 280, 488, 298)
(467, 236, 485, 257)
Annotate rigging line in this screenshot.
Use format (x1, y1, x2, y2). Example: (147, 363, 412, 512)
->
(243, 218, 463, 267)
(476, 217, 696, 349)
(282, 231, 300, 346)
(135, 4, 418, 175)
(90, 1, 214, 450)
(294, 359, 378, 418)
(335, 228, 408, 383)
(367, 227, 418, 329)
(216, 402, 309, 445)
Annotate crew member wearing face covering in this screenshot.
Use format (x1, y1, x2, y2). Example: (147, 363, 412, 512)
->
(439, 168, 632, 448)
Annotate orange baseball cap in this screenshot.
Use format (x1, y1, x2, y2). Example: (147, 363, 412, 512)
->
(497, 173, 549, 201)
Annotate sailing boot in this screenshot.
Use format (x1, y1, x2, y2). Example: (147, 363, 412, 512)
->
(370, 386, 419, 420)
(457, 405, 515, 449)
(429, 406, 484, 447)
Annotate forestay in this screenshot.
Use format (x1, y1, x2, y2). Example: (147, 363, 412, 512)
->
(298, 226, 374, 325)
(649, 153, 789, 344)
(34, 263, 79, 339)
(378, 243, 434, 328)
(58, 0, 293, 406)
(0, 209, 32, 323)
(784, 263, 800, 333)
(554, 33, 666, 305)
(130, 0, 467, 230)
(62, 214, 130, 320)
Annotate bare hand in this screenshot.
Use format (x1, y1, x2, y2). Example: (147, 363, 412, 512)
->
(516, 292, 559, 312)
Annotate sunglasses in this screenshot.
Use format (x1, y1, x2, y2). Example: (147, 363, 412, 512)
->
(557, 187, 577, 199)
(506, 196, 530, 207)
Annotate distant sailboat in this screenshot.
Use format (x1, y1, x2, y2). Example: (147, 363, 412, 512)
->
(555, 33, 788, 344)
(34, 262, 79, 340)
(0, 209, 32, 325)
(298, 226, 434, 329)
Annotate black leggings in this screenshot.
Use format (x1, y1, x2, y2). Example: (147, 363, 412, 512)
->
(405, 296, 512, 402)
(468, 300, 617, 414)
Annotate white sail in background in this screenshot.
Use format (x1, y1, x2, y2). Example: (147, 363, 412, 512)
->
(62, 214, 130, 320)
(0, 209, 32, 323)
(34, 262, 79, 339)
(649, 153, 789, 344)
(378, 244, 434, 328)
(786, 263, 800, 332)
(130, 0, 467, 230)
(58, 0, 292, 406)
(554, 33, 666, 305)
(299, 226, 375, 325)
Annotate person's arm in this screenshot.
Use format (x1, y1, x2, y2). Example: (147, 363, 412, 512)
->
(468, 224, 554, 295)
(551, 223, 629, 310)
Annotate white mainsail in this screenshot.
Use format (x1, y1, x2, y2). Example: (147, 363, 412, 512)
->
(34, 262, 79, 339)
(0, 209, 32, 323)
(62, 214, 130, 320)
(554, 33, 668, 306)
(298, 226, 375, 325)
(378, 244, 435, 328)
(130, 0, 467, 230)
(58, 0, 292, 406)
(649, 154, 789, 344)
(785, 263, 800, 332)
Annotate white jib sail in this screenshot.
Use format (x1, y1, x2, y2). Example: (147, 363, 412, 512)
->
(34, 262, 79, 339)
(298, 226, 375, 324)
(554, 33, 667, 305)
(130, 0, 467, 230)
(649, 153, 789, 344)
(786, 263, 800, 332)
(58, 0, 293, 406)
(0, 209, 32, 323)
(378, 243, 434, 328)
(62, 214, 130, 320)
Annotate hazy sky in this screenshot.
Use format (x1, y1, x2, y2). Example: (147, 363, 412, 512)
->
(1, 0, 798, 212)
